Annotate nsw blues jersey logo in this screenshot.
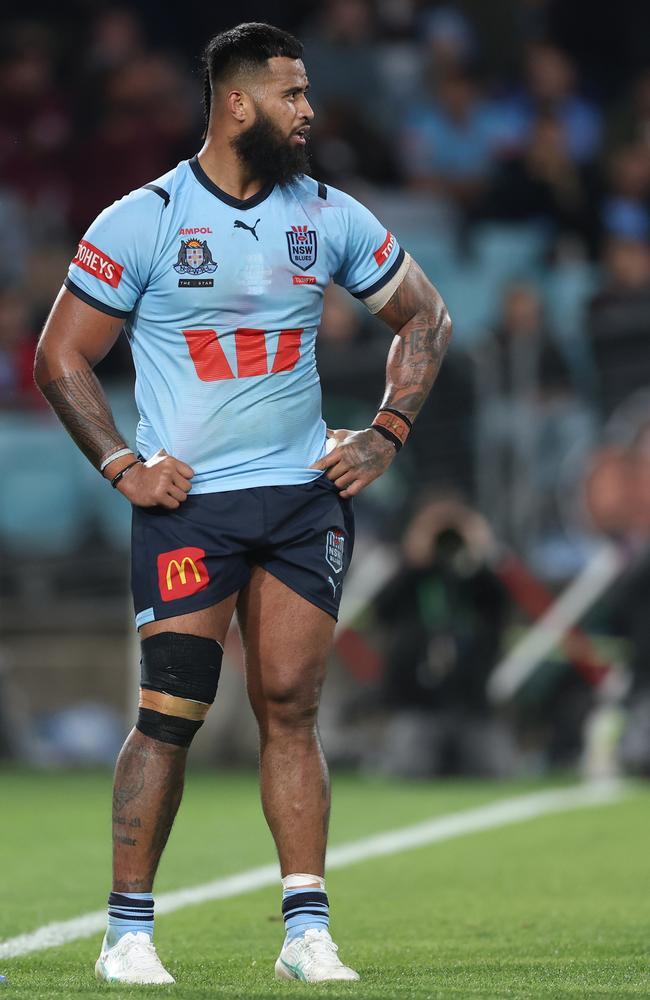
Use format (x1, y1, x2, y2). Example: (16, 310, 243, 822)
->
(325, 528, 345, 574)
(286, 225, 317, 271)
(174, 238, 218, 275)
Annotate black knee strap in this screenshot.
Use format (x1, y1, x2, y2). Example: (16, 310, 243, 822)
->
(140, 631, 223, 701)
(136, 632, 223, 747)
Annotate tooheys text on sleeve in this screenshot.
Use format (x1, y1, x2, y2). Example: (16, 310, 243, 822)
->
(71, 240, 124, 288)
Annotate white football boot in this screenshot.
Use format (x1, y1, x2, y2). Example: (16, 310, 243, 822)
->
(275, 928, 360, 982)
(95, 931, 175, 985)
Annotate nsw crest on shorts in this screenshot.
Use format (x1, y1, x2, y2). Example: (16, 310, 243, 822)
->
(174, 238, 217, 275)
(286, 225, 317, 271)
(325, 529, 345, 574)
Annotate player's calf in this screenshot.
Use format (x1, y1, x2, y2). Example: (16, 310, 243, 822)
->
(99, 630, 223, 979)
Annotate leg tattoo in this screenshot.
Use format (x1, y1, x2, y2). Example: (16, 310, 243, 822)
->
(111, 729, 187, 892)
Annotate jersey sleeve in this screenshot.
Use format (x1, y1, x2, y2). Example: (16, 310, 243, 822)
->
(64, 189, 162, 318)
(332, 192, 409, 313)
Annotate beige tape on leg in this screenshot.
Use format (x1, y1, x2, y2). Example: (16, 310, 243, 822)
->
(138, 688, 210, 722)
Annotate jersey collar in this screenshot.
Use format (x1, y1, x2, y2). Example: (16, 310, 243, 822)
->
(189, 155, 275, 210)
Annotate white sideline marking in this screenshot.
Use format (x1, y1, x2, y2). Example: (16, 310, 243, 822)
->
(0, 781, 623, 960)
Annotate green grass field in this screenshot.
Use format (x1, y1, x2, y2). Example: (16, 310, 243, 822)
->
(1, 768, 649, 999)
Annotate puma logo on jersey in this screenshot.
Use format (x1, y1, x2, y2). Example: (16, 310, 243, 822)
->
(234, 218, 261, 241)
(328, 575, 341, 598)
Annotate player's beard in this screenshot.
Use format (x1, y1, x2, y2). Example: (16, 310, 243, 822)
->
(231, 107, 310, 186)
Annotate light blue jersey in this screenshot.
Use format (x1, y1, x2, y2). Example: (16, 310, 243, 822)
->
(65, 156, 405, 493)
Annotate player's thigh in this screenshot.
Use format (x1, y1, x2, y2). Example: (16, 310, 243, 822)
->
(237, 567, 335, 711)
(140, 593, 239, 645)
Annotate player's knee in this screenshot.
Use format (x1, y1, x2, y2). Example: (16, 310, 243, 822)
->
(261, 673, 322, 731)
(135, 632, 223, 748)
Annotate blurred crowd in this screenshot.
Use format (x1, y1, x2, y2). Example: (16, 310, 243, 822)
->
(2, 0, 650, 774)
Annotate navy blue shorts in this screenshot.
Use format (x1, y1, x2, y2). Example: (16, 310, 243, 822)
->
(131, 476, 354, 629)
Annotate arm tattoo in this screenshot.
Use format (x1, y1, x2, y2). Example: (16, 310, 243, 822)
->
(378, 262, 452, 423)
(41, 368, 127, 470)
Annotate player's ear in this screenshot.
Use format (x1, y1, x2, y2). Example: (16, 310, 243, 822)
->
(227, 88, 248, 123)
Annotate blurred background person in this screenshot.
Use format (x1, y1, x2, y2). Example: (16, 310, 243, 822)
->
(368, 495, 514, 778)
(0, 286, 42, 410)
(493, 42, 602, 165)
(473, 282, 595, 567)
(477, 114, 601, 257)
(600, 144, 650, 247)
(588, 236, 650, 420)
(400, 67, 498, 213)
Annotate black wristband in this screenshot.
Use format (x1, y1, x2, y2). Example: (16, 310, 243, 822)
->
(370, 424, 402, 452)
(111, 459, 141, 488)
(378, 406, 413, 430)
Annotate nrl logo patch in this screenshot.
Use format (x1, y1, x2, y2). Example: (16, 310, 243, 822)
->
(286, 225, 317, 271)
(174, 238, 218, 275)
(325, 529, 345, 574)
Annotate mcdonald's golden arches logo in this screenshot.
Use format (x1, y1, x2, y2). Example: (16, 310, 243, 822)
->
(157, 546, 209, 602)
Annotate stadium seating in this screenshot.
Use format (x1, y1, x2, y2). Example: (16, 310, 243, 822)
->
(0, 414, 88, 553)
(0, 386, 138, 554)
(470, 223, 549, 284)
(544, 260, 599, 396)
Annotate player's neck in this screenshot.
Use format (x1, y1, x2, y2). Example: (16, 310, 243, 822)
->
(196, 140, 267, 203)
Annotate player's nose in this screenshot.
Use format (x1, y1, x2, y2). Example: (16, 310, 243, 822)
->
(300, 96, 315, 122)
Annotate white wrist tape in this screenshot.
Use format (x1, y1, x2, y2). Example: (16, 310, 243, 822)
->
(100, 448, 134, 472)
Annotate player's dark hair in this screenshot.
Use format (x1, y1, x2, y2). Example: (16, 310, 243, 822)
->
(202, 22, 303, 133)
